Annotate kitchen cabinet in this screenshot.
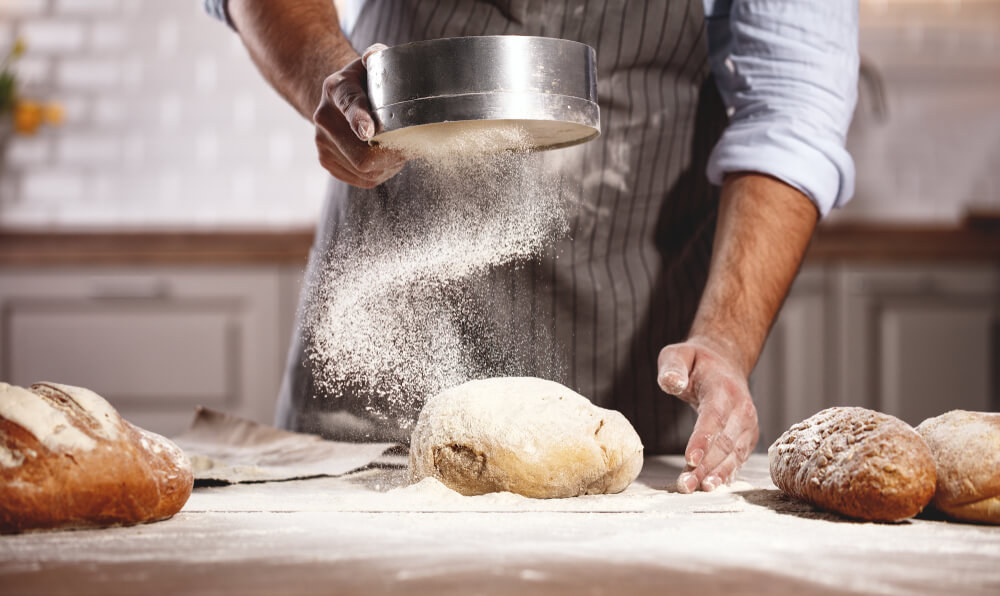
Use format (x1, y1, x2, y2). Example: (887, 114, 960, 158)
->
(752, 263, 998, 447)
(0, 266, 304, 436)
(835, 265, 998, 427)
(2, 229, 998, 447)
(749, 267, 830, 448)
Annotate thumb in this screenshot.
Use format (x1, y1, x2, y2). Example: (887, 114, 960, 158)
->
(657, 343, 696, 396)
(361, 43, 389, 67)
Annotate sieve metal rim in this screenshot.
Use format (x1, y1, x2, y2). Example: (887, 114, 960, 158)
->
(365, 35, 600, 149)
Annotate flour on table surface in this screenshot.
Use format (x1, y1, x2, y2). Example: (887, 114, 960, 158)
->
(382, 475, 756, 512)
(178, 456, 762, 515)
(5, 455, 998, 596)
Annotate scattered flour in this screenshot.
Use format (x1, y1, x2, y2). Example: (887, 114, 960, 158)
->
(389, 475, 754, 504)
(6, 457, 997, 596)
(303, 122, 570, 436)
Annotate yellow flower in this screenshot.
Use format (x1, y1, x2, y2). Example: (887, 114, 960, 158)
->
(11, 38, 26, 59)
(42, 102, 63, 125)
(14, 100, 42, 135)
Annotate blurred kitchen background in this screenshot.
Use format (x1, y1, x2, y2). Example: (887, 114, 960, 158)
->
(0, 0, 329, 227)
(0, 0, 997, 443)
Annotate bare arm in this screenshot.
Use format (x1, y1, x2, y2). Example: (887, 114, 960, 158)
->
(228, 0, 404, 187)
(658, 172, 818, 492)
(228, 0, 349, 118)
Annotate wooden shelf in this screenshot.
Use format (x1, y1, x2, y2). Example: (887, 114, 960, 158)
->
(0, 230, 316, 266)
(2, 224, 999, 266)
(807, 223, 1000, 263)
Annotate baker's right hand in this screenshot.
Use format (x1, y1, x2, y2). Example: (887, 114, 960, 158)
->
(313, 43, 406, 188)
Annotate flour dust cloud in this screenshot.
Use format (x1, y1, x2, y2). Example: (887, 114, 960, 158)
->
(303, 122, 571, 437)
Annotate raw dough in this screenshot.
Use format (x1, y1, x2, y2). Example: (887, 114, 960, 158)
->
(409, 377, 643, 498)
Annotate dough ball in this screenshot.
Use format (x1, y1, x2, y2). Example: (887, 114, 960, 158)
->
(409, 377, 643, 498)
(916, 410, 1000, 524)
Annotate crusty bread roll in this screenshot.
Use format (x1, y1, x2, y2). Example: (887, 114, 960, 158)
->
(769, 407, 936, 522)
(916, 410, 1000, 524)
(0, 382, 193, 533)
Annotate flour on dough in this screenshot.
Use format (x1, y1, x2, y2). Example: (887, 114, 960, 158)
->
(409, 377, 644, 498)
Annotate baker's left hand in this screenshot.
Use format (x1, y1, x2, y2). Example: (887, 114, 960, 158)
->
(657, 336, 759, 493)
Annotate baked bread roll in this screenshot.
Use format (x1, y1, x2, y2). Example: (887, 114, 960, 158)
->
(769, 407, 936, 522)
(0, 382, 193, 533)
(916, 410, 1000, 524)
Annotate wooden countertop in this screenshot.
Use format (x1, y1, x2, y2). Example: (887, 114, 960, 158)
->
(1, 223, 1000, 266)
(0, 229, 316, 266)
(807, 221, 1000, 263)
(2, 455, 998, 596)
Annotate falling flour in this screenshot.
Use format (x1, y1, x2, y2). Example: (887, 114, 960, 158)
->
(303, 121, 570, 438)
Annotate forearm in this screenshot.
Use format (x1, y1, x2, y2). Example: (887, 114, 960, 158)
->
(688, 172, 818, 376)
(228, 0, 356, 118)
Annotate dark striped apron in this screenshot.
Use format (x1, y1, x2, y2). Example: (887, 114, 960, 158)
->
(277, 0, 727, 454)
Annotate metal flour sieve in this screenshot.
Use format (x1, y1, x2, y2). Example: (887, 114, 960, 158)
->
(365, 35, 600, 151)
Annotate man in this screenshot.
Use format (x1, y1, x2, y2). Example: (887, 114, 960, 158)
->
(205, 0, 858, 493)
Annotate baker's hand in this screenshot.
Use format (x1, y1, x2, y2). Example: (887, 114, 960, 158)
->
(313, 43, 405, 188)
(657, 336, 759, 493)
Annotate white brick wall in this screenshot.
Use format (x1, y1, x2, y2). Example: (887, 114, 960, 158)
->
(0, 0, 327, 229)
(18, 21, 85, 52)
(53, 0, 119, 15)
(0, 0, 47, 18)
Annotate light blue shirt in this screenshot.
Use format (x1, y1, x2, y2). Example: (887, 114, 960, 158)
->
(704, 0, 858, 214)
(205, 0, 858, 215)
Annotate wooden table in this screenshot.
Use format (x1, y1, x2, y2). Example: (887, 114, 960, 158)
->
(2, 455, 999, 596)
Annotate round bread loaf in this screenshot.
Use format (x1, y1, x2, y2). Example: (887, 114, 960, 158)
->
(0, 382, 193, 533)
(768, 407, 936, 522)
(409, 377, 643, 498)
(916, 410, 1000, 524)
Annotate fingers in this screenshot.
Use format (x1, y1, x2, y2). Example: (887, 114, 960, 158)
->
(316, 137, 384, 188)
(361, 43, 388, 65)
(662, 340, 760, 494)
(325, 61, 376, 141)
(695, 423, 757, 492)
(314, 108, 403, 173)
(677, 400, 729, 494)
(704, 427, 758, 489)
(317, 133, 404, 187)
(313, 57, 407, 187)
(657, 344, 696, 398)
(676, 377, 758, 493)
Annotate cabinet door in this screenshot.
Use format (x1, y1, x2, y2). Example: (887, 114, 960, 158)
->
(0, 267, 286, 436)
(837, 265, 998, 427)
(750, 268, 830, 448)
(879, 303, 993, 424)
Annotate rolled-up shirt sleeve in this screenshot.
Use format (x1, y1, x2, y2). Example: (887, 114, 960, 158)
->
(203, 0, 236, 29)
(705, 0, 859, 215)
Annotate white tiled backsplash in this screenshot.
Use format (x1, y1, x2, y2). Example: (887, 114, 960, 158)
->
(0, 0, 329, 229)
(0, 0, 998, 229)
